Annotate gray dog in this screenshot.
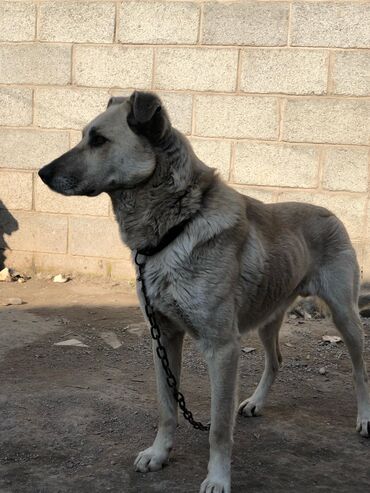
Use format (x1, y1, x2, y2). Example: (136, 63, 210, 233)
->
(39, 91, 370, 493)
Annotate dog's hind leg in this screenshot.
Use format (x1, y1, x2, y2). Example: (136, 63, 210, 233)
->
(135, 330, 184, 472)
(239, 311, 284, 417)
(317, 258, 370, 437)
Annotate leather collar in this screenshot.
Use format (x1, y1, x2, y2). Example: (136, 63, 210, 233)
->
(136, 217, 191, 257)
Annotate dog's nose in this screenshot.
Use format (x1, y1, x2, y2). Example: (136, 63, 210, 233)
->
(38, 165, 53, 185)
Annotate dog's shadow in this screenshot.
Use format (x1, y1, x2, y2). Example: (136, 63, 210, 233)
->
(0, 200, 19, 269)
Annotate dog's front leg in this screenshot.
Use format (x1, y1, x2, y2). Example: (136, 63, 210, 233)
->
(135, 330, 184, 472)
(200, 337, 240, 493)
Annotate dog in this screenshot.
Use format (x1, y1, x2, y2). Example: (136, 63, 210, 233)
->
(39, 91, 370, 493)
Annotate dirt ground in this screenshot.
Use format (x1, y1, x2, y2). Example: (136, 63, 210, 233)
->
(1, 278, 370, 493)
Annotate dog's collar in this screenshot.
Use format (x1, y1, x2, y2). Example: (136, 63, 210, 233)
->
(136, 217, 191, 257)
(136, 170, 216, 257)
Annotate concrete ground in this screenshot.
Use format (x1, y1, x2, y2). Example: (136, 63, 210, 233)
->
(0, 278, 370, 493)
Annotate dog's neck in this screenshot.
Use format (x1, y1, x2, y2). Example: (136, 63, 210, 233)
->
(109, 129, 216, 255)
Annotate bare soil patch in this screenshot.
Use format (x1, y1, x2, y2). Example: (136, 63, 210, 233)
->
(1, 279, 369, 492)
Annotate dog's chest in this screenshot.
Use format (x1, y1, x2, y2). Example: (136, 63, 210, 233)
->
(141, 256, 206, 333)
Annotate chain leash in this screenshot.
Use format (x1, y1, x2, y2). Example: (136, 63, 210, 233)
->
(135, 251, 210, 432)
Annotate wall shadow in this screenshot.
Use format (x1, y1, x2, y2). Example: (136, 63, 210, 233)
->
(0, 201, 19, 270)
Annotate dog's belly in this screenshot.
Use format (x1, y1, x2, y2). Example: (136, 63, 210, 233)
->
(237, 296, 295, 333)
(237, 231, 311, 332)
(237, 270, 306, 332)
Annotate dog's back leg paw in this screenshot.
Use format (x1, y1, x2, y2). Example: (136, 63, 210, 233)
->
(357, 416, 370, 437)
(238, 397, 263, 417)
(200, 476, 230, 493)
(239, 313, 285, 418)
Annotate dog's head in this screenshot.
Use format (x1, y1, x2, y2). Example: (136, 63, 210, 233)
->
(38, 91, 171, 196)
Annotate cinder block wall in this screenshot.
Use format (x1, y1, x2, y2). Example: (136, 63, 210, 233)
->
(0, 0, 369, 280)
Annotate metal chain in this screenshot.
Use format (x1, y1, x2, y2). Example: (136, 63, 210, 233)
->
(135, 251, 210, 432)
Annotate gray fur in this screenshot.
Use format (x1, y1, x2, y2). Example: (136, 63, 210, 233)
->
(39, 91, 370, 493)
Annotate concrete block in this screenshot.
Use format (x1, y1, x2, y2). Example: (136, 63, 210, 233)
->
(39, 1, 115, 43)
(0, 1, 36, 41)
(194, 95, 279, 139)
(190, 138, 231, 180)
(283, 99, 370, 145)
(119, 1, 199, 44)
(0, 211, 68, 253)
(34, 252, 109, 278)
(0, 171, 33, 210)
(291, 2, 370, 48)
(234, 142, 319, 188)
(0, 129, 69, 170)
(322, 147, 369, 193)
(202, 1, 289, 46)
(240, 48, 328, 95)
(361, 245, 370, 282)
(110, 259, 136, 281)
(365, 202, 370, 239)
(1, 249, 33, 272)
(160, 92, 193, 134)
(34, 88, 110, 129)
(352, 241, 364, 274)
(69, 216, 130, 259)
(0, 88, 33, 126)
(155, 47, 238, 92)
(0, 44, 71, 84)
(332, 51, 370, 96)
(74, 45, 152, 88)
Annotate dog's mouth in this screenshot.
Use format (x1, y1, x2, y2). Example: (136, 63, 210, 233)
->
(42, 175, 100, 197)
(58, 186, 101, 197)
(49, 181, 79, 196)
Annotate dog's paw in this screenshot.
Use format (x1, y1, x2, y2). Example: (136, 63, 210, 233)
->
(134, 446, 169, 473)
(200, 476, 230, 493)
(238, 397, 263, 417)
(356, 415, 370, 437)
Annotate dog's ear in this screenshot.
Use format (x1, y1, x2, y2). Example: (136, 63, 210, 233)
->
(107, 96, 126, 109)
(127, 91, 170, 144)
(129, 91, 161, 123)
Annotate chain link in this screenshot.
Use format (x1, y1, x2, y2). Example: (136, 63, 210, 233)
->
(135, 251, 210, 432)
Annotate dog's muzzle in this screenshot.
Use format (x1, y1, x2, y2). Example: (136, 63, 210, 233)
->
(38, 164, 54, 186)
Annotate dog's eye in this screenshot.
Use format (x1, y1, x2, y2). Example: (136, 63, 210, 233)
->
(90, 134, 108, 147)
